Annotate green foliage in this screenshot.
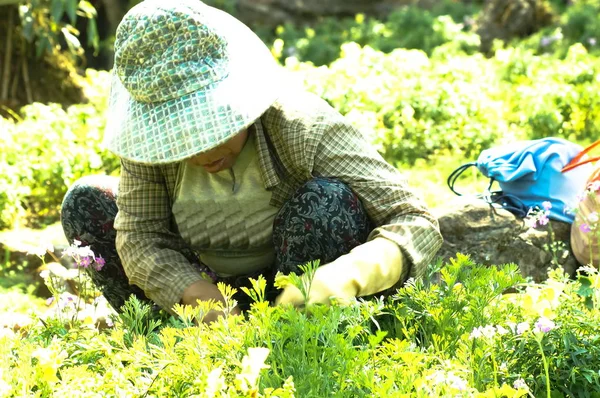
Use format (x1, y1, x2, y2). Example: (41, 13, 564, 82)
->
(3, 43, 600, 228)
(562, 0, 600, 52)
(15, 0, 99, 57)
(1, 256, 599, 396)
(287, 41, 600, 166)
(0, 70, 118, 229)
(505, 0, 600, 57)
(267, 2, 480, 66)
(387, 254, 525, 352)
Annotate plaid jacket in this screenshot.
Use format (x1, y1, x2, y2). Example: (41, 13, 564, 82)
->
(114, 91, 443, 311)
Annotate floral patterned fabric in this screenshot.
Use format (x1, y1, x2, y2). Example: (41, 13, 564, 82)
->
(61, 176, 371, 312)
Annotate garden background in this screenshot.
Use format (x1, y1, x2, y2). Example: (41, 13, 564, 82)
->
(1, 0, 600, 396)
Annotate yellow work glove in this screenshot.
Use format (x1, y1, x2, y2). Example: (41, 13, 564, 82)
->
(275, 237, 404, 307)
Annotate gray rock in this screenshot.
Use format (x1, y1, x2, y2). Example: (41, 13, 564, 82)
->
(434, 198, 580, 282)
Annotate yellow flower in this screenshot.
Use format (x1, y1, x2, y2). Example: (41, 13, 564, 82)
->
(236, 347, 270, 392)
(204, 367, 225, 397)
(32, 342, 68, 385)
(521, 284, 562, 320)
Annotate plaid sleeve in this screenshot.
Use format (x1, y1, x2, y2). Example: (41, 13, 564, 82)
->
(114, 159, 207, 313)
(311, 111, 443, 282)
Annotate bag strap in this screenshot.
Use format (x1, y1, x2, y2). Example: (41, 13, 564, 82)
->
(562, 139, 600, 173)
(448, 162, 531, 217)
(448, 162, 496, 196)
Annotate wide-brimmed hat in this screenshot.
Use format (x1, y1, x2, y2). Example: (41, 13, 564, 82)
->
(103, 0, 283, 164)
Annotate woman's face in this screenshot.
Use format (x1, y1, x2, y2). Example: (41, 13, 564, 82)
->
(186, 129, 248, 173)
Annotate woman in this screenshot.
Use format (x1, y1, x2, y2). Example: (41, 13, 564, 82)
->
(61, 0, 443, 322)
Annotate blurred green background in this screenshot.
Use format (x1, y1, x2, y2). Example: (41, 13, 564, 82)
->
(0, 0, 599, 232)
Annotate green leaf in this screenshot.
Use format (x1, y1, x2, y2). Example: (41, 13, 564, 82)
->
(61, 27, 82, 54)
(87, 18, 99, 52)
(35, 36, 51, 58)
(50, 0, 65, 22)
(78, 0, 96, 17)
(66, 0, 77, 24)
(19, 7, 35, 42)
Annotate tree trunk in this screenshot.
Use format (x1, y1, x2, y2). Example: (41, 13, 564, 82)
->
(99, 0, 127, 35)
(1, 7, 14, 101)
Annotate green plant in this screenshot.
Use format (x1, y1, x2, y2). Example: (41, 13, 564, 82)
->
(2, 0, 99, 58)
(0, 70, 119, 229)
(266, 3, 480, 66)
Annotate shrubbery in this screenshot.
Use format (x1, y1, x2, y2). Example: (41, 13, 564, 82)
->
(2, 43, 599, 229)
(2, 256, 599, 396)
(266, 3, 480, 66)
(0, 71, 118, 229)
(292, 42, 600, 166)
(2, 3, 600, 229)
(510, 0, 600, 57)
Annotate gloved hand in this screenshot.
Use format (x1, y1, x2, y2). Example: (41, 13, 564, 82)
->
(275, 237, 404, 307)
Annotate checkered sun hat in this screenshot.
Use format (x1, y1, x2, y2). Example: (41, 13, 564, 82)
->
(104, 0, 283, 164)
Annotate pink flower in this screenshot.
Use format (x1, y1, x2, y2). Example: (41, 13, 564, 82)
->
(79, 256, 92, 268)
(580, 224, 592, 233)
(542, 201, 552, 210)
(94, 256, 106, 271)
(538, 213, 550, 226)
(525, 217, 537, 229)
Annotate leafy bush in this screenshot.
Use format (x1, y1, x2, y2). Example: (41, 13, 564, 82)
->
(495, 44, 600, 143)
(287, 41, 600, 166)
(2, 29, 600, 228)
(6, 0, 99, 58)
(503, 0, 600, 58)
(267, 3, 480, 66)
(0, 70, 118, 229)
(562, 0, 600, 52)
(1, 256, 599, 396)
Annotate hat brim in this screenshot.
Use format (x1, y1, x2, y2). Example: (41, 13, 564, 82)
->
(104, 4, 284, 164)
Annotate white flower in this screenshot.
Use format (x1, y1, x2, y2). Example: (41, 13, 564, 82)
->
(516, 322, 530, 335)
(525, 217, 538, 229)
(496, 325, 510, 335)
(506, 322, 517, 333)
(426, 370, 446, 385)
(513, 378, 528, 390)
(470, 325, 497, 339)
(588, 212, 599, 224)
(236, 347, 270, 390)
(534, 317, 556, 333)
(447, 373, 469, 391)
(469, 327, 483, 339)
(481, 325, 496, 339)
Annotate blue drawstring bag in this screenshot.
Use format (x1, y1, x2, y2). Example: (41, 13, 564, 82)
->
(448, 137, 593, 223)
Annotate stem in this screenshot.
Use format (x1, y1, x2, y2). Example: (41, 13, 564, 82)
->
(536, 337, 551, 398)
(1, 7, 14, 100)
(21, 46, 33, 103)
(46, 249, 61, 264)
(546, 221, 559, 267)
(9, 55, 20, 99)
(491, 349, 499, 389)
